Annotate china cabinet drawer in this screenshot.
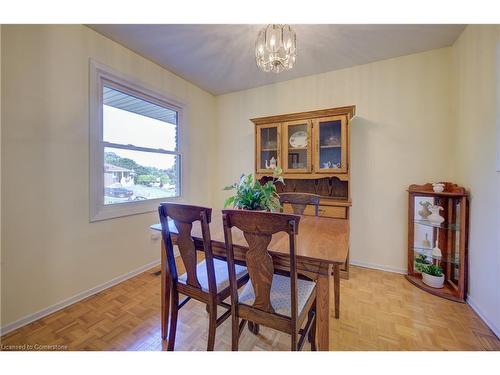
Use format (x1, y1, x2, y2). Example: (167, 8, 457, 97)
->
(283, 203, 347, 219)
(316, 205, 346, 218)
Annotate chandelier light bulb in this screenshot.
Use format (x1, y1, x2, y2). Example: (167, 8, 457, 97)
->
(255, 24, 297, 73)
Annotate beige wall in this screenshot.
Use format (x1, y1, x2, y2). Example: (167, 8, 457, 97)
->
(0, 25, 216, 327)
(451, 25, 500, 335)
(214, 48, 454, 273)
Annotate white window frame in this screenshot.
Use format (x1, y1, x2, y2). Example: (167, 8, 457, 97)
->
(89, 59, 183, 222)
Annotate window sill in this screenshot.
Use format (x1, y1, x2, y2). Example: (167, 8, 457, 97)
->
(90, 196, 182, 222)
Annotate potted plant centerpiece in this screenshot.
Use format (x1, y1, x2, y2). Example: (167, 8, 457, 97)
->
(223, 167, 284, 212)
(416, 258, 445, 288)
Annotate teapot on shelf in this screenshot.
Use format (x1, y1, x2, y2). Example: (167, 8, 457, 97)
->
(265, 156, 277, 169)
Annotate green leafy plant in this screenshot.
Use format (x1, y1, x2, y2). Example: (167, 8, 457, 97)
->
(419, 263, 443, 277)
(223, 167, 284, 212)
(415, 254, 429, 264)
(414, 254, 431, 273)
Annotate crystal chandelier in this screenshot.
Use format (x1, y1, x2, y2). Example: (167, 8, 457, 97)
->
(255, 24, 297, 73)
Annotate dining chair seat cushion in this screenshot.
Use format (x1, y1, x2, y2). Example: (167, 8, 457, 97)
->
(238, 274, 315, 317)
(178, 258, 247, 293)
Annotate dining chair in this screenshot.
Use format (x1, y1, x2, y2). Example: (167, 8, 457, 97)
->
(222, 209, 317, 351)
(279, 192, 321, 216)
(158, 203, 249, 351)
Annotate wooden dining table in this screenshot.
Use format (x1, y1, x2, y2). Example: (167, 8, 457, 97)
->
(150, 212, 349, 351)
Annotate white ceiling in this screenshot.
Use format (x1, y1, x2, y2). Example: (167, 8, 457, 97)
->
(89, 24, 465, 95)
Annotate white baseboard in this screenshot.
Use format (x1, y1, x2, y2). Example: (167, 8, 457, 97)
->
(350, 260, 407, 275)
(466, 294, 500, 339)
(0, 259, 161, 336)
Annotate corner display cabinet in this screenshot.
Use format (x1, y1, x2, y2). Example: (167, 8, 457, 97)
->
(406, 183, 469, 302)
(251, 106, 355, 279)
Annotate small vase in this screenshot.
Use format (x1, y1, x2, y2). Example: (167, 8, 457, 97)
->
(427, 205, 444, 224)
(432, 183, 445, 193)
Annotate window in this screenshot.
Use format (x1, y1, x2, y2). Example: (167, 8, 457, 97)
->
(90, 60, 182, 221)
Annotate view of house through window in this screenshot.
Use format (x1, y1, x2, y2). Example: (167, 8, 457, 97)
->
(102, 85, 180, 205)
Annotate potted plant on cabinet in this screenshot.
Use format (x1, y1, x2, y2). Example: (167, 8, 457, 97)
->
(223, 167, 284, 212)
(419, 263, 445, 289)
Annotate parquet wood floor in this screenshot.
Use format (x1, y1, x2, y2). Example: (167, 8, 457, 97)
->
(1, 265, 499, 351)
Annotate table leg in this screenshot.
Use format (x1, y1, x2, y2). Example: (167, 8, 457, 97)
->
(315, 268, 331, 351)
(161, 240, 170, 340)
(333, 263, 340, 319)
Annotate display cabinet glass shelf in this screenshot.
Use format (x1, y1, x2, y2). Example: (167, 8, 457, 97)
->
(406, 183, 469, 302)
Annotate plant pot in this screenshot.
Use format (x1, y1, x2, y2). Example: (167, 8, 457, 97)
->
(422, 272, 444, 288)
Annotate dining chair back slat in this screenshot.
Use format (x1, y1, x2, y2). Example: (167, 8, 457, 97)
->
(279, 193, 321, 216)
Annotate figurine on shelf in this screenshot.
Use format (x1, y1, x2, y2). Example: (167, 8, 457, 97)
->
(265, 157, 277, 169)
(422, 233, 431, 249)
(427, 205, 445, 224)
(418, 201, 432, 219)
(431, 231, 442, 263)
(432, 246, 442, 262)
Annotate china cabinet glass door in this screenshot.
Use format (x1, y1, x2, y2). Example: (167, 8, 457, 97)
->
(281, 120, 312, 173)
(313, 116, 347, 173)
(256, 124, 281, 173)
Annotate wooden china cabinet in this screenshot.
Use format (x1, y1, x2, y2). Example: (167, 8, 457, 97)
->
(406, 183, 469, 302)
(251, 105, 355, 278)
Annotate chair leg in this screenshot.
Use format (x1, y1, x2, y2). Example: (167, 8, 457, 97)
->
(310, 316, 317, 351)
(161, 274, 170, 340)
(231, 315, 239, 351)
(309, 301, 317, 351)
(207, 303, 217, 351)
(291, 331, 298, 351)
(167, 289, 179, 351)
(248, 321, 260, 335)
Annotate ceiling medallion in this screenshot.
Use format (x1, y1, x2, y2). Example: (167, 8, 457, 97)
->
(255, 24, 297, 73)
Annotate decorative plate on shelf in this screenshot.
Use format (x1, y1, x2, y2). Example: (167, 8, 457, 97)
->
(289, 131, 307, 148)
